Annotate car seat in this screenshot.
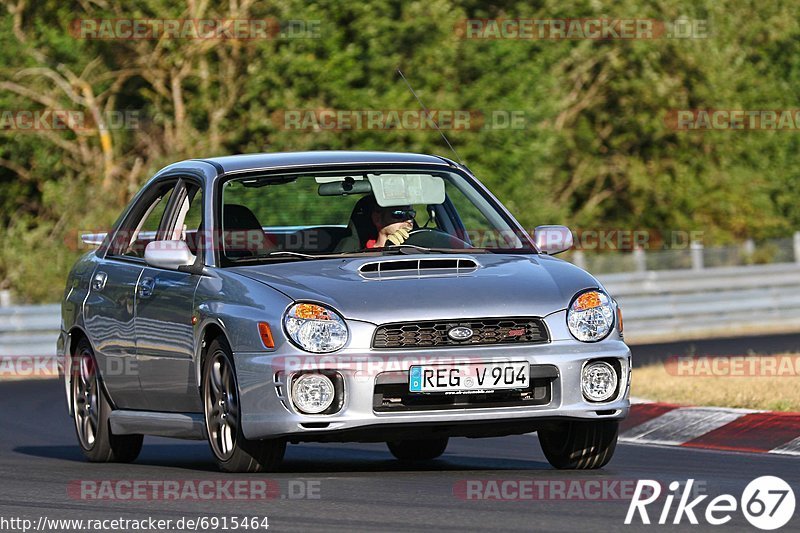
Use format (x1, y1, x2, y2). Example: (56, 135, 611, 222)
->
(222, 204, 273, 258)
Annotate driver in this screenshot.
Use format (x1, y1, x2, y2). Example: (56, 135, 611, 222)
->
(366, 203, 416, 248)
(334, 195, 417, 252)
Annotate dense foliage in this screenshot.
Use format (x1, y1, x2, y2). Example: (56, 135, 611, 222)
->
(1, 0, 798, 301)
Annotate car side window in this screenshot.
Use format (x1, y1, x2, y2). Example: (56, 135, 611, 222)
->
(168, 185, 203, 254)
(108, 183, 176, 258)
(182, 189, 203, 235)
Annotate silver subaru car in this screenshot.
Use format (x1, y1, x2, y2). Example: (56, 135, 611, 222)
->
(59, 151, 631, 472)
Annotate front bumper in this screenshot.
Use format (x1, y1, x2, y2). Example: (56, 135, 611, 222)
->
(233, 338, 631, 442)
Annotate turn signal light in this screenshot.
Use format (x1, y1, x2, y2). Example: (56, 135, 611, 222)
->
(574, 291, 602, 311)
(258, 322, 275, 349)
(294, 303, 335, 320)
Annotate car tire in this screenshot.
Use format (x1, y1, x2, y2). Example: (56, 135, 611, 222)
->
(202, 337, 285, 473)
(71, 338, 143, 463)
(538, 420, 618, 469)
(387, 437, 449, 461)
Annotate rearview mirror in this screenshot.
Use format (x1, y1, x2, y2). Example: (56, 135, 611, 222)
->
(144, 240, 196, 270)
(534, 225, 573, 255)
(318, 177, 372, 196)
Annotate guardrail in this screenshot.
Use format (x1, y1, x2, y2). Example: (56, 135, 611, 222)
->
(0, 303, 60, 357)
(600, 262, 800, 344)
(565, 232, 800, 275)
(2, 261, 800, 358)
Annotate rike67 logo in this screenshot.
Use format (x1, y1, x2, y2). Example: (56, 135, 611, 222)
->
(626, 477, 795, 530)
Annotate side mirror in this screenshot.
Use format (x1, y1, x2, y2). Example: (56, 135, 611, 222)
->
(534, 225, 573, 255)
(144, 240, 196, 270)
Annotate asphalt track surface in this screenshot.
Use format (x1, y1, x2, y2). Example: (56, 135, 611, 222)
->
(1, 380, 798, 532)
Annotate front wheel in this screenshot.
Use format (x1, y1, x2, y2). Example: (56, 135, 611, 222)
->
(387, 437, 448, 461)
(538, 420, 618, 469)
(71, 338, 143, 463)
(202, 337, 285, 473)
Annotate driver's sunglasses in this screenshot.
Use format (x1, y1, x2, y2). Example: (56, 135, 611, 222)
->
(388, 208, 416, 220)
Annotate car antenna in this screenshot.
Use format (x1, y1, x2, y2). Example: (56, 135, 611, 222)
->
(396, 68, 465, 166)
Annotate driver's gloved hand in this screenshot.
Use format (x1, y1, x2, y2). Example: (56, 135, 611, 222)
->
(386, 228, 410, 245)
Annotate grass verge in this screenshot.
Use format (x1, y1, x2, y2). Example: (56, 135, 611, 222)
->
(631, 355, 800, 412)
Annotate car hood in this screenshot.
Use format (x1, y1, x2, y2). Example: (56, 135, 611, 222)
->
(229, 253, 600, 324)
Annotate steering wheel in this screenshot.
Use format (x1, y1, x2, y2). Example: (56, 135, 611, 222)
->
(402, 228, 472, 249)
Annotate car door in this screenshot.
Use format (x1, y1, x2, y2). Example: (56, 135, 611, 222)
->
(136, 179, 204, 412)
(84, 180, 178, 409)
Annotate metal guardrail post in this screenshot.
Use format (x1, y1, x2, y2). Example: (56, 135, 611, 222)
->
(572, 250, 586, 270)
(744, 239, 755, 258)
(690, 241, 704, 270)
(794, 232, 800, 263)
(633, 247, 646, 272)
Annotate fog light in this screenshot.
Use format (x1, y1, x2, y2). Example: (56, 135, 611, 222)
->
(291, 373, 335, 414)
(582, 361, 618, 402)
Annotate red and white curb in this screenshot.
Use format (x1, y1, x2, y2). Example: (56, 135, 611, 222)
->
(619, 399, 800, 456)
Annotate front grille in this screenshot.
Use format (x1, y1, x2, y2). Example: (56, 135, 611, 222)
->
(373, 365, 558, 412)
(372, 317, 549, 349)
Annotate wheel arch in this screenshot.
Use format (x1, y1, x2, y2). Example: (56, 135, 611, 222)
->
(64, 326, 120, 416)
(64, 326, 90, 416)
(195, 320, 231, 389)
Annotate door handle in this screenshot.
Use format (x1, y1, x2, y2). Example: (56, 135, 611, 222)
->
(138, 277, 155, 298)
(91, 271, 107, 291)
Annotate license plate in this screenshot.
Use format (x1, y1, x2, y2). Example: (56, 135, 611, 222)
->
(408, 361, 530, 393)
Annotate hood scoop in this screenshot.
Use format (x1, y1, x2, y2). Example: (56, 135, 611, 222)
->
(357, 257, 479, 279)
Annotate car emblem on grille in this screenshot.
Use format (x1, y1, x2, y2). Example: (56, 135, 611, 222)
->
(447, 326, 474, 341)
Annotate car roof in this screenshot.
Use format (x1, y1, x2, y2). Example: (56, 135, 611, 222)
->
(197, 150, 456, 175)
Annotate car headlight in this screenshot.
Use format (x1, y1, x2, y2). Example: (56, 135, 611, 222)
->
(284, 303, 349, 353)
(567, 290, 614, 342)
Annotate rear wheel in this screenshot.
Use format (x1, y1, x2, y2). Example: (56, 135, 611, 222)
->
(202, 337, 285, 473)
(387, 437, 449, 461)
(538, 420, 618, 469)
(71, 338, 142, 463)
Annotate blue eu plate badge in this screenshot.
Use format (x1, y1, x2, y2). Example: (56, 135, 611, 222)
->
(409, 366, 422, 392)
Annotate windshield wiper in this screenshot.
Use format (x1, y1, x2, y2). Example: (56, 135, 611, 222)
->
(350, 244, 485, 255)
(227, 251, 325, 264)
(264, 251, 322, 259)
(227, 245, 506, 265)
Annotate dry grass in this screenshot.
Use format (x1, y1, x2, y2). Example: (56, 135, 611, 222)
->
(0, 373, 58, 382)
(631, 355, 800, 412)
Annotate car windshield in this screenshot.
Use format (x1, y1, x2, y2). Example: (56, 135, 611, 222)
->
(218, 168, 533, 264)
